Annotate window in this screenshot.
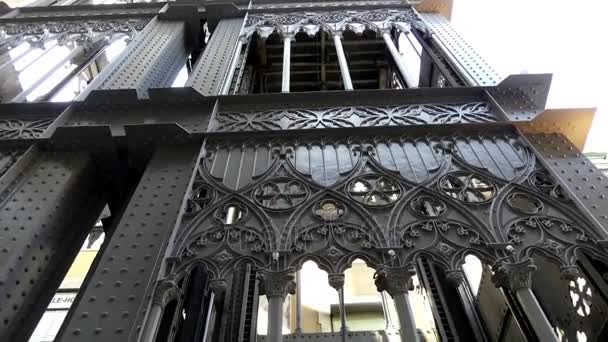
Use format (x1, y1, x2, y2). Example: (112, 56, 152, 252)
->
(0, 30, 131, 103)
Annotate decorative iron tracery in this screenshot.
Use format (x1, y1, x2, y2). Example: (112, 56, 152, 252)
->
(529, 169, 567, 200)
(439, 171, 496, 204)
(212, 102, 497, 132)
(243, 8, 425, 38)
(0, 119, 55, 139)
(0, 19, 148, 35)
(253, 177, 310, 211)
(507, 192, 544, 215)
(410, 195, 446, 218)
(347, 174, 402, 207)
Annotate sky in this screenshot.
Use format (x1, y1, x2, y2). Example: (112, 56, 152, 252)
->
(450, 0, 608, 152)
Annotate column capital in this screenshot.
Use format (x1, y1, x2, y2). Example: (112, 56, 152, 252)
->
(209, 278, 228, 296)
(152, 274, 182, 306)
(492, 259, 537, 292)
(258, 269, 296, 299)
(445, 269, 466, 287)
(328, 273, 345, 290)
(374, 267, 415, 297)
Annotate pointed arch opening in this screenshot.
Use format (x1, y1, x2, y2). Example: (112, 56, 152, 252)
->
(342, 259, 387, 332)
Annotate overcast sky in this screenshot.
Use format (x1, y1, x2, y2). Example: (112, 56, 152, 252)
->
(450, 0, 608, 152)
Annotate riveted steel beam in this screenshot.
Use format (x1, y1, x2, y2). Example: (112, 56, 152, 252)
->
(0, 147, 107, 342)
(523, 132, 608, 238)
(55, 144, 202, 342)
(187, 17, 246, 96)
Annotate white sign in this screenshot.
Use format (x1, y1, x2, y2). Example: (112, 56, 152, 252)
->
(47, 292, 77, 310)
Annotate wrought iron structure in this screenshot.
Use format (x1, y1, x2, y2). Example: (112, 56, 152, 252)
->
(0, 1, 607, 342)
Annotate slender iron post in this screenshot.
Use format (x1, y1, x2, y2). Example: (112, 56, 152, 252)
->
(338, 288, 348, 342)
(382, 32, 417, 88)
(332, 33, 353, 90)
(282, 35, 291, 93)
(295, 270, 302, 333)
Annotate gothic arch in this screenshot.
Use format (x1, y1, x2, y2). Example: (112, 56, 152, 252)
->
(278, 189, 388, 251)
(390, 186, 499, 244)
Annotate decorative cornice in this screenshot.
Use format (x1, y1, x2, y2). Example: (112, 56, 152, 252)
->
(211, 102, 497, 132)
(0, 18, 148, 35)
(243, 8, 424, 38)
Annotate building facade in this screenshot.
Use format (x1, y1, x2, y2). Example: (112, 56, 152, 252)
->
(0, 1, 607, 342)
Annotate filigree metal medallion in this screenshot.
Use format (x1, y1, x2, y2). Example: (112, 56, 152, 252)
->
(253, 177, 309, 210)
(313, 199, 346, 221)
(439, 172, 496, 204)
(347, 175, 402, 207)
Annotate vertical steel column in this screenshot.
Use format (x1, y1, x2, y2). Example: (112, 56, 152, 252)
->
(338, 288, 348, 339)
(375, 269, 420, 342)
(140, 275, 182, 342)
(295, 270, 302, 333)
(0, 149, 106, 342)
(268, 296, 285, 341)
(282, 35, 292, 93)
(332, 33, 353, 90)
(493, 260, 558, 342)
(382, 32, 417, 88)
(392, 292, 419, 342)
(328, 273, 347, 340)
(515, 288, 558, 341)
(55, 145, 201, 342)
(139, 305, 163, 342)
(259, 270, 295, 342)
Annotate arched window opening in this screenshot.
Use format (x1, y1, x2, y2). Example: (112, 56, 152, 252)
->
(287, 260, 335, 334)
(407, 272, 440, 341)
(176, 265, 212, 342)
(342, 259, 386, 332)
(462, 254, 483, 296)
(155, 299, 178, 342)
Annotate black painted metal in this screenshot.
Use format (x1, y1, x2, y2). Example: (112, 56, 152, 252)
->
(0, 1, 607, 342)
